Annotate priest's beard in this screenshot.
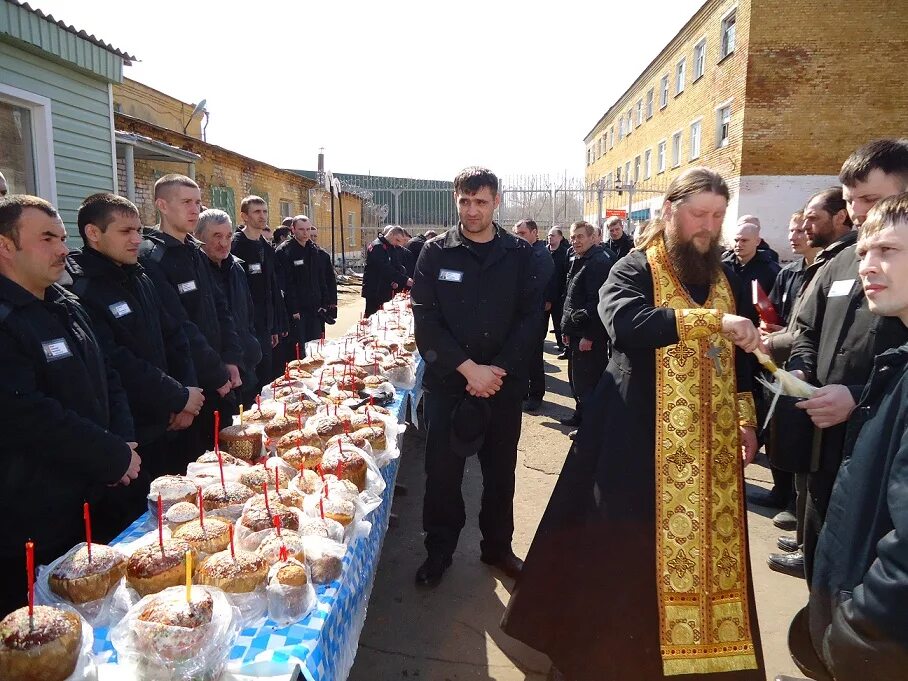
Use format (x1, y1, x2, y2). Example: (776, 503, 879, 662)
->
(664, 228, 723, 287)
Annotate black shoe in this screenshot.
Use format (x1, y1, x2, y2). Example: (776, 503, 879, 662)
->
(480, 551, 523, 580)
(556, 350, 570, 360)
(415, 555, 452, 587)
(747, 487, 788, 509)
(523, 399, 542, 413)
(773, 510, 797, 531)
(559, 414, 580, 427)
(768, 550, 805, 578)
(568, 429, 577, 440)
(777, 536, 799, 553)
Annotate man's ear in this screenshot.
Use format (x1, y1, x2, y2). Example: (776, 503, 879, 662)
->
(661, 199, 673, 222)
(84, 223, 102, 246)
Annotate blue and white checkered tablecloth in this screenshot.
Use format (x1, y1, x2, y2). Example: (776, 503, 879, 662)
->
(93, 360, 424, 681)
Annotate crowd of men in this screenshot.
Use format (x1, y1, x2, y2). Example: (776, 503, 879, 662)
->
(0, 175, 337, 616)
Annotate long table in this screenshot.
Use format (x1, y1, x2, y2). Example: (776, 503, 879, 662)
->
(92, 361, 424, 681)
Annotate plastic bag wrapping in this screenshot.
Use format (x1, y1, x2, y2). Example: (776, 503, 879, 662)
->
(381, 361, 416, 390)
(363, 412, 404, 468)
(223, 586, 267, 629)
(186, 460, 251, 485)
(265, 559, 316, 627)
(301, 536, 347, 585)
(300, 492, 366, 542)
(234, 501, 307, 552)
(35, 543, 127, 629)
(69, 606, 98, 681)
(110, 585, 241, 681)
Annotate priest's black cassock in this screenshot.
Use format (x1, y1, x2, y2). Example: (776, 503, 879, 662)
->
(501, 245, 765, 680)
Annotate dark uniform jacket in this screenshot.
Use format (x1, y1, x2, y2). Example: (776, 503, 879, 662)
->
(769, 258, 807, 326)
(139, 229, 242, 392)
(276, 238, 334, 315)
(0, 276, 133, 556)
(605, 233, 634, 260)
(561, 243, 616, 341)
(412, 225, 539, 395)
(205, 254, 263, 389)
(532, 239, 556, 308)
(362, 235, 408, 303)
(549, 241, 569, 306)
(807, 340, 908, 681)
(64, 247, 194, 445)
(721, 249, 781, 297)
(404, 234, 428, 278)
(231, 229, 285, 337)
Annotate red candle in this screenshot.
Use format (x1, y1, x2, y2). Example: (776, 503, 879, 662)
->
(295, 343, 301, 362)
(279, 545, 288, 562)
(318, 371, 324, 393)
(273, 514, 282, 538)
(228, 524, 235, 559)
(323, 478, 329, 498)
(197, 486, 204, 528)
(83, 502, 92, 562)
(285, 363, 290, 381)
(343, 421, 349, 434)
(366, 409, 372, 426)
(214, 410, 220, 457)
(333, 403, 337, 418)
(319, 497, 325, 519)
(25, 541, 34, 622)
(262, 482, 271, 517)
(256, 394, 262, 412)
(337, 457, 345, 481)
(297, 412, 303, 431)
(157, 494, 164, 554)
(317, 464, 325, 480)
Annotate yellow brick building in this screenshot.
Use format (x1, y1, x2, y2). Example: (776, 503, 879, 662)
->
(584, 0, 908, 255)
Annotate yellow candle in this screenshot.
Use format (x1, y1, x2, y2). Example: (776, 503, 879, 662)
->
(185, 549, 192, 601)
(239, 404, 244, 426)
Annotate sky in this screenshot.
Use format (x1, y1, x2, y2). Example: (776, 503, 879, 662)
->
(30, 0, 705, 181)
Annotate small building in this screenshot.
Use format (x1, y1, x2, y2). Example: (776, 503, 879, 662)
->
(582, 0, 908, 255)
(0, 0, 134, 232)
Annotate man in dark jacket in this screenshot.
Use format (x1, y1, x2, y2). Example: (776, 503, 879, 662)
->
(412, 167, 540, 587)
(514, 219, 555, 412)
(231, 196, 285, 391)
(787, 193, 908, 681)
(276, 215, 334, 348)
(0, 195, 140, 615)
(362, 226, 410, 316)
(139, 174, 243, 466)
(547, 227, 569, 356)
(560, 221, 616, 436)
(723, 221, 781, 295)
(404, 230, 438, 279)
(308, 222, 338, 333)
(66, 193, 203, 490)
(198, 210, 263, 407)
(604, 216, 634, 259)
(787, 140, 908, 585)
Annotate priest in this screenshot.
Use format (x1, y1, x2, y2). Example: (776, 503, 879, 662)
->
(501, 167, 766, 680)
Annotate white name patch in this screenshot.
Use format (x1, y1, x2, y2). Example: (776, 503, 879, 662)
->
(293, 259, 306, 266)
(438, 269, 464, 283)
(42, 338, 72, 362)
(109, 301, 132, 318)
(248, 263, 262, 274)
(177, 280, 197, 295)
(828, 279, 855, 298)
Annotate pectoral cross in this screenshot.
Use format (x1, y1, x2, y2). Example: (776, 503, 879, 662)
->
(706, 344, 723, 376)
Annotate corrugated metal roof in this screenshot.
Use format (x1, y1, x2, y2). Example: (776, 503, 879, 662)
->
(6, 0, 136, 63)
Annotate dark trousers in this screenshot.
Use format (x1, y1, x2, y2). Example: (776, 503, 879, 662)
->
(568, 338, 609, 421)
(547, 304, 565, 349)
(795, 471, 808, 546)
(803, 425, 847, 587)
(93, 470, 151, 544)
(0, 539, 73, 617)
(173, 391, 238, 472)
(770, 467, 794, 505)
(364, 297, 386, 317)
(422, 387, 523, 560)
(527, 315, 548, 401)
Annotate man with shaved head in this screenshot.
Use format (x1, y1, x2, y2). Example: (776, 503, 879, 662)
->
(723, 221, 780, 295)
(734, 214, 779, 262)
(362, 225, 411, 316)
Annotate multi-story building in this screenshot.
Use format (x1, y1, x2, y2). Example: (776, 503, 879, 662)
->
(583, 0, 908, 255)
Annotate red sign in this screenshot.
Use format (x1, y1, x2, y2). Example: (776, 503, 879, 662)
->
(605, 209, 627, 218)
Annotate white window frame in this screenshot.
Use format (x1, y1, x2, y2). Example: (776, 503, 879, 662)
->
(0, 83, 57, 203)
(720, 7, 737, 59)
(676, 58, 686, 95)
(644, 149, 652, 179)
(657, 140, 667, 173)
(671, 131, 683, 168)
(660, 75, 669, 108)
(715, 98, 733, 148)
(633, 155, 641, 182)
(646, 88, 654, 119)
(689, 118, 702, 160)
(693, 38, 707, 80)
(626, 110, 633, 135)
(636, 99, 643, 127)
(624, 161, 631, 184)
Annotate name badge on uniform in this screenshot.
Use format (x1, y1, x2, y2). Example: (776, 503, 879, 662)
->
(293, 259, 305, 267)
(248, 263, 262, 274)
(782, 292, 789, 304)
(42, 338, 72, 362)
(438, 269, 464, 283)
(177, 280, 197, 295)
(829, 279, 855, 297)
(109, 301, 132, 318)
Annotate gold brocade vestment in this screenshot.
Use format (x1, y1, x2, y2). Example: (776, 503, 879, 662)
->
(646, 236, 759, 675)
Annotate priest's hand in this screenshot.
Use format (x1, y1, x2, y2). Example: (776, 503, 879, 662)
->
(721, 314, 762, 352)
(795, 384, 856, 428)
(740, 426, 758, 465)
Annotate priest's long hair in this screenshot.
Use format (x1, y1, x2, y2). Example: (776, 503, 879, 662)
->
(634, 167, 730, 251)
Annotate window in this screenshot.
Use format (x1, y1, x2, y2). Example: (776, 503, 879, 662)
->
(717, 104, 732, 147)
(0, 84, 56, 201)
(694, 39, 706, 80)
(690, 120, 702, 160)
(671, 132, 683, 167)
(676, 58, 686, 94)
(660, 75, 669, 108)
(644, 149, 652, 179)
(347, 212, 356, 247)
(618, 118, 625, 141)
(646, 89, 654, 119)
(626, 110, 633, 135)
(657, 140, 667, 173)
(606, 172, 613, 189)
(636, 99, 643, 127)
(634, 156, 641, 182)
(721, 9, 737, 58)
(279, 200, 292, 218)
(610, 126, 615, 149)
(624, 161, 631, 184)
(210, 185, 237, 223)
(615, 166, 622, 184)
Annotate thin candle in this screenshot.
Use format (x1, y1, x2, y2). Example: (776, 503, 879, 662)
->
(296, 342, 301, 362)
(239, 404, 244, 426)
(319, 496, 325, 519)
(275, 466, 281, 492)
(262, 482, 272, 517)
(214, 410, 220, 456)
(197, 486, 204, 528)
(82, 502, 92, 562)
(25, 541, 34, 625)
(157, 494, 164, 554)
(273, 514, 282, 538)
(185, 550, 192, 602)
(228, 525, 235, 559)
